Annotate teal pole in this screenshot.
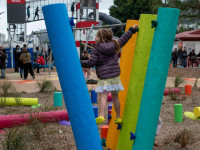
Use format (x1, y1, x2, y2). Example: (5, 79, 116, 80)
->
(132, 8, 180, 150)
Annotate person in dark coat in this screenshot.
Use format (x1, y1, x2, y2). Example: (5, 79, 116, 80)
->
(18, 50, 24, 78)
(0, 49, 7, 79)
(188, 49, 198, 67)
(197, 51, 200, 57)
(81, 25, 138, 125)
(180, 47, 187, 67)
(172, 48, 178, 67)
(20, 48, 35, 80)
(13, 45, 21, 72)
(178, 47, 182, 64)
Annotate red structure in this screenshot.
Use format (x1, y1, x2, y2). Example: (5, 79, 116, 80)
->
(175, 30, 200, 41)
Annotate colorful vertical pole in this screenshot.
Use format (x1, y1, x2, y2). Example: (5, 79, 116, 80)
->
(132, 8, 180, 150)
(42, 4, 102, 150)
(117, 14, 156, 150)
(106, 20, 139, 150)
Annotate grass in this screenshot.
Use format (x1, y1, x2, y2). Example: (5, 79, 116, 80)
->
(27, 111, 45, 140)
(174, 75, 184, 87)
(2, 128, 27, 150)
(170, 91, 179, 101)
(194, 75, 199, 87)
(37, 79, 57, 92)
(0, 81, 20, 107)
(174, 129, 192, 148)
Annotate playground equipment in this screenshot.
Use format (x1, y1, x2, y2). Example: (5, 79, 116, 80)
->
(43, 3, 102, 150)
(107, 93, 112, 101)
(174, 104, 183, 123)
(184, 111, 200, 120)
(193, 107, 200, 118)
(0, 97, 38, 106)
(43, 2, 179, 149)
(164, 88, 181, 96)
(93, 106, 98, 118)
(54, 92, 62, 107)
(116, 15, 156, 150)
(185, 85, 192, 95)
(101, 125, 109, 139)
(0, 111, 69, 130)
(132, 8, 180, 150)
(91, 90, 97, 103)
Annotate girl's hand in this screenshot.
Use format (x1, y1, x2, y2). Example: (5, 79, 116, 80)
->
(133, 25, 138, 29)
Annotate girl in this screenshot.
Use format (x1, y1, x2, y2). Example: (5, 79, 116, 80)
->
(81, 50, 91, 80)
(81, 25, 138, 124)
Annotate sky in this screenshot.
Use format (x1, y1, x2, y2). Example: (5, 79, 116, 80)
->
(0, 0, 113, 38)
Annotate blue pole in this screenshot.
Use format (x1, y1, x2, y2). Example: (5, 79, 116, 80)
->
(42, 4, 102, 150)
(132, 8, 180, 150)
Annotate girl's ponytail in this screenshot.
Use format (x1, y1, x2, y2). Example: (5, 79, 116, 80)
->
(113, 39, 121, 53)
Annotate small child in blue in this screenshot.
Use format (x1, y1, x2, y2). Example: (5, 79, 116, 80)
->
(81, 25, 138, 125)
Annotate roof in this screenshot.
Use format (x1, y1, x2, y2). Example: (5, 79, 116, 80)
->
(175, 30, 200, 41)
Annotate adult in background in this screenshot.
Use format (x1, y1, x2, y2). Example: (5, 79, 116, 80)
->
(20, 48, 35, 80)
(197, 51, 200, 57)
(172, 48, 178, 67)
(178, 47, 182, 65)
(18, 49, 24, 78)
(0, 49, 7, 79)
(188, 49, 198, 67)
(13, 45, 21, 72)
(180, 47, 187, 68)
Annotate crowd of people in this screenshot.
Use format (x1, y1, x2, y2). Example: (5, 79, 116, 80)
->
(172, 47, 200, 67)
(0, 45, 53, 80)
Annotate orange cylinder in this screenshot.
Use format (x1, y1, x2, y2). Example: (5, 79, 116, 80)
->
(101, 125, 109, 139)
(185, 85, 192, 95)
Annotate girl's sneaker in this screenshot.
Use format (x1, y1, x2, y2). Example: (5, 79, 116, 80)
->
(114, 118, 122, 124)
(96, 116, 105, 125)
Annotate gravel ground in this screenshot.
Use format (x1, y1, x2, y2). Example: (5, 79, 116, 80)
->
(0, 66, 200, 150)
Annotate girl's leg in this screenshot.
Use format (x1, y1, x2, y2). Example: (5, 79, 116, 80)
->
(82, 68, 86, 79)
(87, 68, 91, 79)
(99, 92, 108, 117)
(111, 91, 120, 118)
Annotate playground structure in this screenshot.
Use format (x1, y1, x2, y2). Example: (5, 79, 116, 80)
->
(5, 0, 122, 68)
(43, 3, 180, 150)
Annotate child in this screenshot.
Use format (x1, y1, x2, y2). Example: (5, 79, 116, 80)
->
(81, 25, 138, 124)
(0, 49, 7, 79)
(33, 54, 45, 73)
(81, 50, 91, 80)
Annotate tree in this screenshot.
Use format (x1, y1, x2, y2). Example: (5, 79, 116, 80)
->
(164, 0, 200, 23)
(109, 0, 162, 23)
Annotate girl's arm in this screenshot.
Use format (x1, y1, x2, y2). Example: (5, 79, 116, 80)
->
(118, 26, 138, 48)
(81, 48, 98, 68)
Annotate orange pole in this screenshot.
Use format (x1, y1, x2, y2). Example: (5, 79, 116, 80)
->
(185, 85, 192, 95)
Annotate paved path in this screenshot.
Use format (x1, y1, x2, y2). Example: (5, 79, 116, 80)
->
(0, 71, 199, 93)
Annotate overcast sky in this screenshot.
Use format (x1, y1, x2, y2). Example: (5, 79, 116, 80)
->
(0, 0, 113, 38)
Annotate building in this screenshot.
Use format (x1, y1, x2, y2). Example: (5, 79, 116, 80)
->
(0, 33, 6, 42)
(175, 30, 200, 53)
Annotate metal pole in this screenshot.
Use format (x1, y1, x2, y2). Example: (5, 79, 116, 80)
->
(48, 49, 52, 77)
(84, 24, 94, 51)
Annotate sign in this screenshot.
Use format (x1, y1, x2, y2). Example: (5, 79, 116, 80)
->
(7, 0, 26, 23)
(7, 0, 25, 4)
